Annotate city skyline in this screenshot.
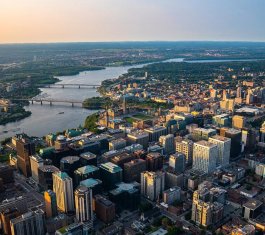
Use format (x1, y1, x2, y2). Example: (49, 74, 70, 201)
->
(1, 0, 265, 44)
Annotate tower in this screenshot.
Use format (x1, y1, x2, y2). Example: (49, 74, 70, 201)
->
(75, 186, 93, 223)
(122, 97, 127, 115)
(44, 190, 58, 218)
(52, 171, 74, 213)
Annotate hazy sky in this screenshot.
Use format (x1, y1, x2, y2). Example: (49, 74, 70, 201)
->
(1, 0, 265, 43)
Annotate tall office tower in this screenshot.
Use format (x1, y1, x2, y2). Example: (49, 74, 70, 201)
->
(109, 138, 127, 151)
(222, 89, 228, 100)
(221, 128, 242, 159)
(94, 194, 115, 224)
(53, 171, 74, 213)
(242, 128, 259, 150)
(146, 152, 163, 171)
(191, 194, 224, 227)
(10, 209, 46, 235)
(141, 171, 165, 201)
(127, 131, 149, 149)
(29, 154, 44, 182)
(44, 190, 58, 218)
(208, 135, 231, 167)
(169, 153, 185, 173)
(260, 122, 265, 142)
(246, 89, 254, 104)
(123, 159, 146, 183)
(0, 208, 20, 235)
(192, 141, 218, 174)
(145, 126, 167, 142)
(75, 186, 93, 223)
(232, 115, 246, 129)
(38, 165, 59, 190)
(236, 86, 242, 98)
(175, 139, 194, 164)
(99, 162, 123, 190)
(159, 134, 175, 155)
(16, 136, 35, 177)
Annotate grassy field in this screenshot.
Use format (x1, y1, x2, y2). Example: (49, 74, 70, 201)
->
(132, 114, 153, 120)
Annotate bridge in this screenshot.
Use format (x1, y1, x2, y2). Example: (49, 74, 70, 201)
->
(11, 98, 83, 107)
(38, 84, 100, 89)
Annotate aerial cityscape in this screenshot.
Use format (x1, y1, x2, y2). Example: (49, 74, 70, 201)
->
(0, 1, 265, 235)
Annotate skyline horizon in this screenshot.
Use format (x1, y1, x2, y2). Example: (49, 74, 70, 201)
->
(1, 39, 265, 46)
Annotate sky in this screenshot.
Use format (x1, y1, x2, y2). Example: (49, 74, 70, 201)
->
(0, 0, 265, 43)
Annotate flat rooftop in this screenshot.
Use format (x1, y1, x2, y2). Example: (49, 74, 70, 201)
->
(195, 140, 217, 148)
(100, 162, 122, 173)
(75, 165, 99, 175)
(209, 135, 231, 142)
(243, 199, 263, 210)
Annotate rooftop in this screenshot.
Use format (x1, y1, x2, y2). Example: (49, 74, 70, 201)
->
(39, 165, 59, 173)
(80, 178, 102, 188)
(209, 135, 231, 142)
(195, 140, 217, 148)
(243, 199, 263, 210)
(60, 156, 80, 164)
(100, 162, 122, 173)
(75, 165, 99, 175)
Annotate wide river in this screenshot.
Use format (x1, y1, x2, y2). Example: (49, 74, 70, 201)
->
(0, 58, 262, 140)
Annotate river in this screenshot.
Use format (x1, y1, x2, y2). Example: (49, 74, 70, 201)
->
(0, 58, 262, 140)
(0, 63, 150, 140)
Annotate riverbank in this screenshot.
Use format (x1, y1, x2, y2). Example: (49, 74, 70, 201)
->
(0, 107, 31, 125)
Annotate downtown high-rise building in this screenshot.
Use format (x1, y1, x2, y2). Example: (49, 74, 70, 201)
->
(141, 171, 165, 201)
(53, 171, 74, 213)
(29, 154, 44, 182)
(44, 190, 58, 218)
(169, 153, 185, 173)
(74, 186, 93, 223)
(208, 135, 231, 167)
(192, 141, 218, 174)
(159, 134, 175, 155)
(10, 209, 46, 235)
(16, 136, 35, 177)
(175, 139, 194, 164)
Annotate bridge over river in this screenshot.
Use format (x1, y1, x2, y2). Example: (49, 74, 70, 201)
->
(38, 83, 100, 89)
(11, 98, 84, 107)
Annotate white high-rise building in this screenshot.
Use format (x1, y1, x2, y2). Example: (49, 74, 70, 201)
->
(29, 154, 44, 182)
(159, 134, 175, 155)
(141, 171, 165, 201)
(53, 171, 74, 213)
(208, 135, 231, 167)
(75, 186, 93, 223)
(192, 141, 218, 174)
